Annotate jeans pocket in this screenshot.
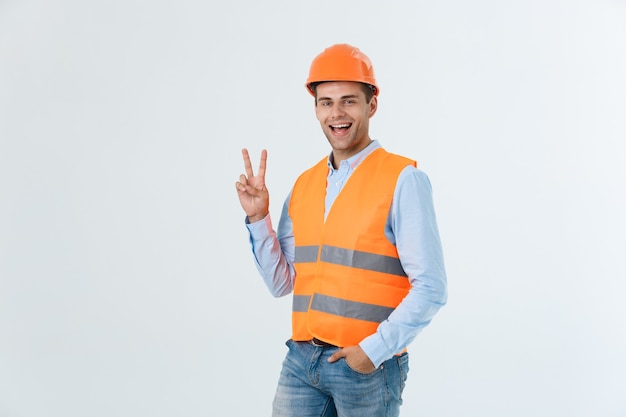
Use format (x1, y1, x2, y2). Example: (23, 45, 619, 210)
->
(342, 357, 379, 376)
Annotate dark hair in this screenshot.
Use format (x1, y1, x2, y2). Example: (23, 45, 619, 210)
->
(310, 82, 376, 103)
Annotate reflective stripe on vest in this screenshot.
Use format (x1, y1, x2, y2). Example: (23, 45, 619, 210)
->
(295, 244, 407, 277)
(311, 293, 396, 323)
(292, 295, 311, 312)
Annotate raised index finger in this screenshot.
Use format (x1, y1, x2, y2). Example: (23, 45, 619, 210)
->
(241, 148, 254, 178)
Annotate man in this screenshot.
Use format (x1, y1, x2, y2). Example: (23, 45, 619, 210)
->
(235, 44, 447, 417)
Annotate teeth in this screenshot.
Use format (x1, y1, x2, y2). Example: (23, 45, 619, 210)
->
(331, 124, 350, 128)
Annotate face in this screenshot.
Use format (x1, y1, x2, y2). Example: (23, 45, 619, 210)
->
(314, 81, 377, 166)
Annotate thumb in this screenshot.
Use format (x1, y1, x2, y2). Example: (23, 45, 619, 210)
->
(327, 349, 345, 363)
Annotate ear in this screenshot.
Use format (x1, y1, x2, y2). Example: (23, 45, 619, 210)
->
(368, 96, 378, 118)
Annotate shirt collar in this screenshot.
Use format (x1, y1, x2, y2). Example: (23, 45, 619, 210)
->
(327, 140, 381, 172)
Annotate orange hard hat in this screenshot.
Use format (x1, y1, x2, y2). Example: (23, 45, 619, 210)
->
(305, 44, 379, 97)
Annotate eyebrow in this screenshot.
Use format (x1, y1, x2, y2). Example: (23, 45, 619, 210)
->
(317, 94, 360, 102)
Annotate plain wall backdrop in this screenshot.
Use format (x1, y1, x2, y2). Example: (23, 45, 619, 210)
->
(1, 1, 625, 416)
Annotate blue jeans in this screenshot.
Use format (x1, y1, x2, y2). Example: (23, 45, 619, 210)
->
(272, 339, 410, 417)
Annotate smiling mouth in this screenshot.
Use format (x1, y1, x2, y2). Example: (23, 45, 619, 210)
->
(330, 123, 352, 134)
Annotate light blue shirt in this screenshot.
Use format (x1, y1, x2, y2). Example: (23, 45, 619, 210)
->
(246, 141, 447, 367)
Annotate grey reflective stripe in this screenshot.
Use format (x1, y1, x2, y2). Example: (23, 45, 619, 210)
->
(320, 245, 407, 277)
(294, 246, 319, 263)
(311, 293, 394, 323)
(292, 295, 311, 312)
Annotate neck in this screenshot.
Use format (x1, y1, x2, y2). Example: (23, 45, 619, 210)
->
(331, 139, 373, 169)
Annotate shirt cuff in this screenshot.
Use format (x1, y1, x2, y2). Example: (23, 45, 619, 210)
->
(359, 333, 397, 369)
(245, 214, 273, 239)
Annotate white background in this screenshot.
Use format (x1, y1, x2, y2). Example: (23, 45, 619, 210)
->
(1, 1, 625, 416)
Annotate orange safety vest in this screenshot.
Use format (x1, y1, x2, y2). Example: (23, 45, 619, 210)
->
(289, 148, 416, 347)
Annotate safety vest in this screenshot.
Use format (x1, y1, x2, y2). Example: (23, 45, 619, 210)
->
(289, 148, 416, 347)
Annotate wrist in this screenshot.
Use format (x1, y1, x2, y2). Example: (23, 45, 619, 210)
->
(248, 213, 267, 223)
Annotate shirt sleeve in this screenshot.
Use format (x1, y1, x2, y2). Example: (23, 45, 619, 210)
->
(359, 166, 448, 367)
(245, 192, 296, 298)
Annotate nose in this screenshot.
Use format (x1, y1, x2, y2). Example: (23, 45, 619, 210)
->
(330, 103, 346, 118)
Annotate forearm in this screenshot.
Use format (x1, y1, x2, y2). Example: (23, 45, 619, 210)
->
(360, 270, 447, 367)
(246, 214, 295, 297)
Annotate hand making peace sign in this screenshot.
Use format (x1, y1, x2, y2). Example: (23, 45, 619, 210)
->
(235, 148, 269, 223)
